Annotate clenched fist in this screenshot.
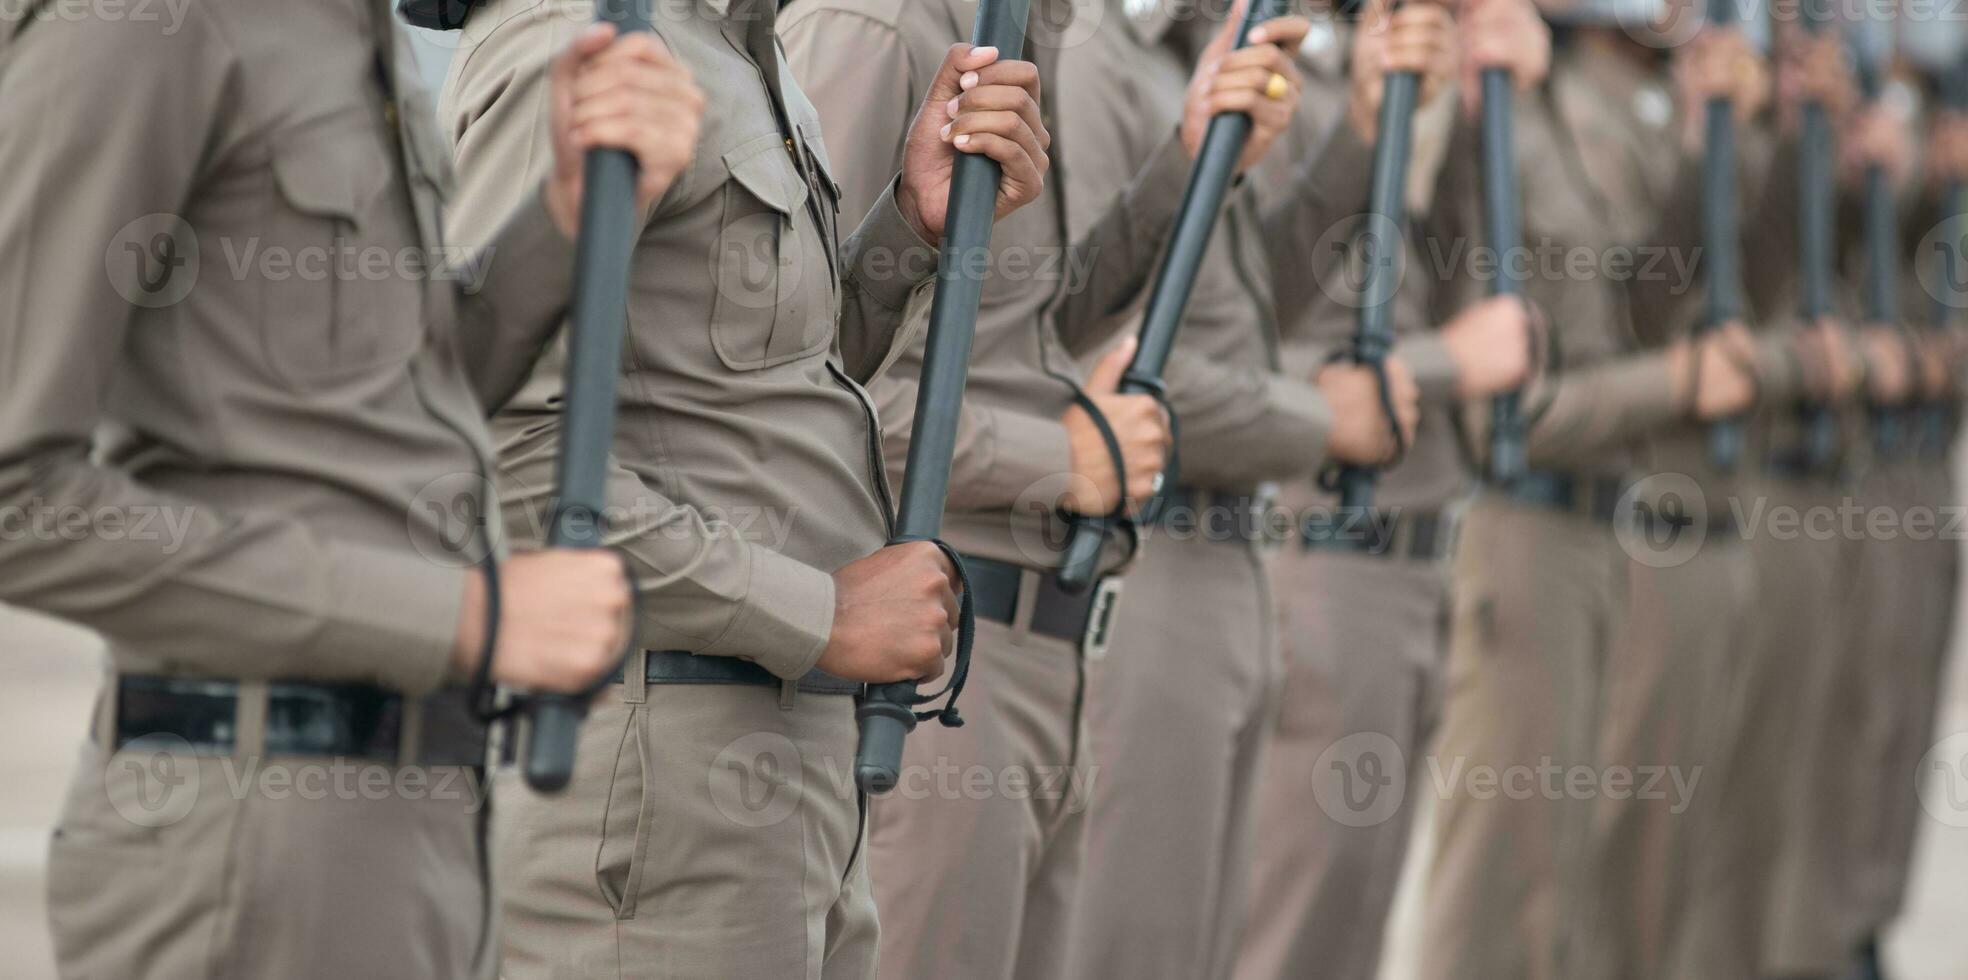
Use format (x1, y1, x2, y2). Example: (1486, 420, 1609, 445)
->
(452, 550, 632, 694)
(1183, 6, 1313, 173)
(546, 24, 706, 237)
(818, 542, 962, 684)
(1318, 355, 1420, 465)
(1061, 340, 1173, 515)
(897, 43, 1052, 243)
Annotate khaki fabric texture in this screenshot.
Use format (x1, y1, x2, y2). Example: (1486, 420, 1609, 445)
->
(494, 686, 875, 980)
(863, 616, 1091, 980)
(1234, 549, 1453, 980)
(1421, 502, 1629, 980)
(1065, 533, 1279, 980)
(49, 741, 494, 980)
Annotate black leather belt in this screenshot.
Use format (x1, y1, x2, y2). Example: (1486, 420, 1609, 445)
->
(1300, 507, 1460, 561)
(617, 651, 862, 695)
(111, 675, 488, 768)
(1496, 470, 1630, 523)
(1153, 486, 1275, 544)
(964, 552, 1122, 656)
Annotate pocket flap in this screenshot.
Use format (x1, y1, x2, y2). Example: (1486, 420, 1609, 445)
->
(722, 135, 808, 217)
(271, 145, 385, 222)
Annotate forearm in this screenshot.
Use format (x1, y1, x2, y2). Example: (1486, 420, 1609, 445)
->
(1162, 350, 1333, 486)
(493, 417, 836, 680)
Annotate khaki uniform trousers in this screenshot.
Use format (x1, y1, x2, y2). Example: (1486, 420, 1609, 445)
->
(49, 698, 495, 980)
(1666, 478, 1847, 979)
(868, 609, 1091, 980)
(1570, 520, 1756, 980)
(1419, 500, 1631, 980)
(495, 681, 876, 980)
(1845, 463, 1959, 941)
(1232, 546, 1452, 980)
(1065, 533, 1279, 980)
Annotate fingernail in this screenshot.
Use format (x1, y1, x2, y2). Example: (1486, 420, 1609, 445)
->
(947, 97, 961, 115)
(973, 46, 997, 60)
(954, 134, 971, 147)
(940, 122, 953, 140)
(961, 71, 980, 90)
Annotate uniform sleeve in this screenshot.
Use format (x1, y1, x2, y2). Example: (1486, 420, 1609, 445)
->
(784, 6, 1076, 512)
(0, 12, 466, 694)
(1521, 351, 1686, 466)
(1160, 347, 1333, 486)
(1050, 133, 1192, 358)
(445, 9, 837, 679)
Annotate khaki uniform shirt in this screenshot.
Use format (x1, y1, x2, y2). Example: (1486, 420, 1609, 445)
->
(0, 0, 578, 694)
(1254, 20, 1472, 512)
(1052, 3, 1335, 494)
(1436, 44, 1695, 474)
(781, 0, 1192, 573)
(443, 0, 936, 680)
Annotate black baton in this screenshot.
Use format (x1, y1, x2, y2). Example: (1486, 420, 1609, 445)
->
(855, 0, 1031, 794)
(1698, 0, 1747, 470)
(520, 0, 652, 793)
(1327, 63, 1421, 533)
(1055, 0, 1294, 592)
(1480, 65, 1528, 484)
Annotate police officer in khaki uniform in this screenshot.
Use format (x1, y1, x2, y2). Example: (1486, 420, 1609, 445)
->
(0, 3, 691, 976)
(440, 0, 1055, 975)
(1232, 5, 1548, 979)
(1415, 10, 1774, 977)
(782, 1, 1309, 975)
(1047, 4, 1466, 976)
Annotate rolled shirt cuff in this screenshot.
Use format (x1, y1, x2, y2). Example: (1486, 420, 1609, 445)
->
(703, 542, 838, 682)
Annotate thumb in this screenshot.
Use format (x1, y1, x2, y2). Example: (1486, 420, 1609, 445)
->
(924, 42, 1000, 107)
(1087, 337, 1137, 393)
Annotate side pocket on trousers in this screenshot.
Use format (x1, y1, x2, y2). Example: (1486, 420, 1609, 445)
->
(595, 706, 654, 919)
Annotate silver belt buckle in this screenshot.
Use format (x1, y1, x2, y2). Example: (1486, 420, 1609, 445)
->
(1081, 576, 1126, 661)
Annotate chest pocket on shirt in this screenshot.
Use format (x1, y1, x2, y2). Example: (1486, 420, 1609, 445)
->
(262, 136, 416, 385)
(709, 133, 834, 371)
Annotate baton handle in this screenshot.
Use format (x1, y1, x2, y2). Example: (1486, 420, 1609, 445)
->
(1331, 69, 1419, 526)
(520, 2, 650, 792)
(1054, 0, 1289, 592)
(856, 0, 1031, 795)
(1479, 67, 1527, 484)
